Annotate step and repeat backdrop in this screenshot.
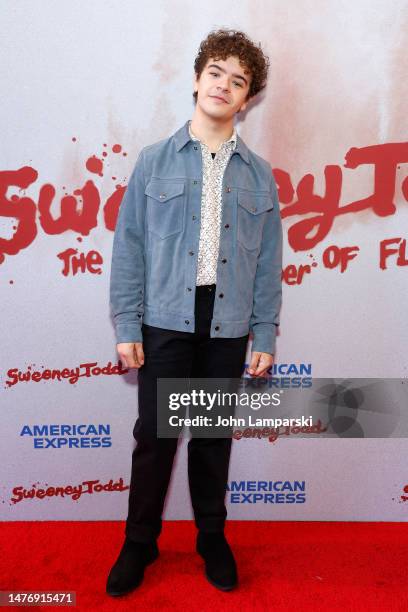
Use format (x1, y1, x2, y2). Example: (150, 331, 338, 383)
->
(1, 1, 407, 522)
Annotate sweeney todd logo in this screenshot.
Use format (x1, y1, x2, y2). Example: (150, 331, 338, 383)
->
(0, 140, 407, 281)
(5, 360, 128, 388)
(9, 477, 129, 504)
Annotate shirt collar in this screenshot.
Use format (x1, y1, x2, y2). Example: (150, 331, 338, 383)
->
(188, 120, 237, 151)
(174, 119, 249, 164)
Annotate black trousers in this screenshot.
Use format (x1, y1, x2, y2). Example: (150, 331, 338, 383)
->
(125, 284, 249, 543)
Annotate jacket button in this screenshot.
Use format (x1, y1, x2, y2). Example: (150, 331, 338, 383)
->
(221, 258, 227, 264)
(215, 325, 220, 331)
(219, 293, 224, 298)
(194, 146, 198, 150)
(187, 287, 192, 292)
(189, 250, 194, 256)
(159, 193, 166, 199)
(225, 186, 231, 192)
(193, 180, 198, 184)
(192, 215, 197, 220)
(224, 223, 229, 228)
(185, 320, 190, 325)
(251, 206, 257, 212)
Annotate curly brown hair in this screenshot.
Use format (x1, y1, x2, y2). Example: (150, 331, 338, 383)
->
(193, 29, 270, 104)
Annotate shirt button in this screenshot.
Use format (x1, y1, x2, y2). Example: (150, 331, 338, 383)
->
(192, 215, 197, 220)
(159, 193, 166, 199)
(185, 320, 190, 325)
(215, 325, 220, 331)
(189, 250, 194, 256)
(194, 146, 198, 150)
(221, 258, 227, 264)
(187, 287, 192, 292)
(219, 293, 224, 298)
(225, 186, 231, 192)
(251, 206, 257, 212)
(224, 223, 229, 229)
(193, 180, 198, 184)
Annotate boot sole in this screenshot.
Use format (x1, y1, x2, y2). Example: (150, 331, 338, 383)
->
(205, 571, 237, 591)
(106, 549, 159, 597)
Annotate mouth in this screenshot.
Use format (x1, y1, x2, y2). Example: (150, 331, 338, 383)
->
(210, 95, 228, 103)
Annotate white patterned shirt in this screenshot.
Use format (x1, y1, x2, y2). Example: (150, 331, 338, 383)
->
(188, 120, 237, 285)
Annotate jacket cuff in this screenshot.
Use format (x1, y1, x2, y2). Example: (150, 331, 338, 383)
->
(115, 322, 143, 344)
(250, 323, 277, 355)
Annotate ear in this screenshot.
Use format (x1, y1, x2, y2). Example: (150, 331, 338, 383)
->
(193, 72, 199, 93)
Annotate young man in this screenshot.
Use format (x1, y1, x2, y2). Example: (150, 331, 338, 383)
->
(107, 29, 282, 596)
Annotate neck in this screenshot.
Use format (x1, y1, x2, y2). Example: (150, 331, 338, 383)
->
(189, 108, 234, 153)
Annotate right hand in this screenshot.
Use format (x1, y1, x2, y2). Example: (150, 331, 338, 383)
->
(117, 342, 145, 369)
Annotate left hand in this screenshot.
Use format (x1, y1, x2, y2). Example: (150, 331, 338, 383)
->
(247, 352, 274, 377)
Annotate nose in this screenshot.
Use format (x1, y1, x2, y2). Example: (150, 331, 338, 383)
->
(217, 80, 230, 92)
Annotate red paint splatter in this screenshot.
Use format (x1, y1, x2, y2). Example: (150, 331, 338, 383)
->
(112, 144, 122, 153)
(85, 155, 103, 176)
(102, 152, 108, 158)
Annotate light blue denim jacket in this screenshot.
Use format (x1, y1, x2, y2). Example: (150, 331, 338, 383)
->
(109, 119, 282, 355)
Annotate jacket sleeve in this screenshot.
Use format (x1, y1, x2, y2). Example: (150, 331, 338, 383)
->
(249, 168, 283, 355)
(109, 148, 146, 344)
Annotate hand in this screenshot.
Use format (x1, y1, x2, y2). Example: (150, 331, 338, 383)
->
(116, 342, 145, 369)
(247, 351, 273, 377)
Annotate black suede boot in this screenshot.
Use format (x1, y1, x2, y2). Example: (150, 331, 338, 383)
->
(106, 537, 159, 597)
(196, 531, 238, 591)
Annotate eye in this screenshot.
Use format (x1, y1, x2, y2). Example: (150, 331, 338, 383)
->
(233, 81, 243, 87)
(209, 72, 219, 77)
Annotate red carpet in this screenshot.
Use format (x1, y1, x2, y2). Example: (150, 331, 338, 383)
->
(1, 521, 407, 610)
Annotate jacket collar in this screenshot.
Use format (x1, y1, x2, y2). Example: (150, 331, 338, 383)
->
(174, 119, 250, 165)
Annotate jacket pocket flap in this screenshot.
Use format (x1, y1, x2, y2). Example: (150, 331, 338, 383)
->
(145, 181, 185, 203)
(237, 191, 273, 215)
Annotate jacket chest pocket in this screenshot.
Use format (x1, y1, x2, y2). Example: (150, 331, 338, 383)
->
(145, 181, 185, 239)
(237, 190, 274, 251)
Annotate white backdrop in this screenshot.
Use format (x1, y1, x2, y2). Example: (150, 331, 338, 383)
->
(1, 0, 407, 522)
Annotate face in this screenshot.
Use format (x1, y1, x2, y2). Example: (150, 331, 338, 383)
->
(193, 55, 252, 119)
